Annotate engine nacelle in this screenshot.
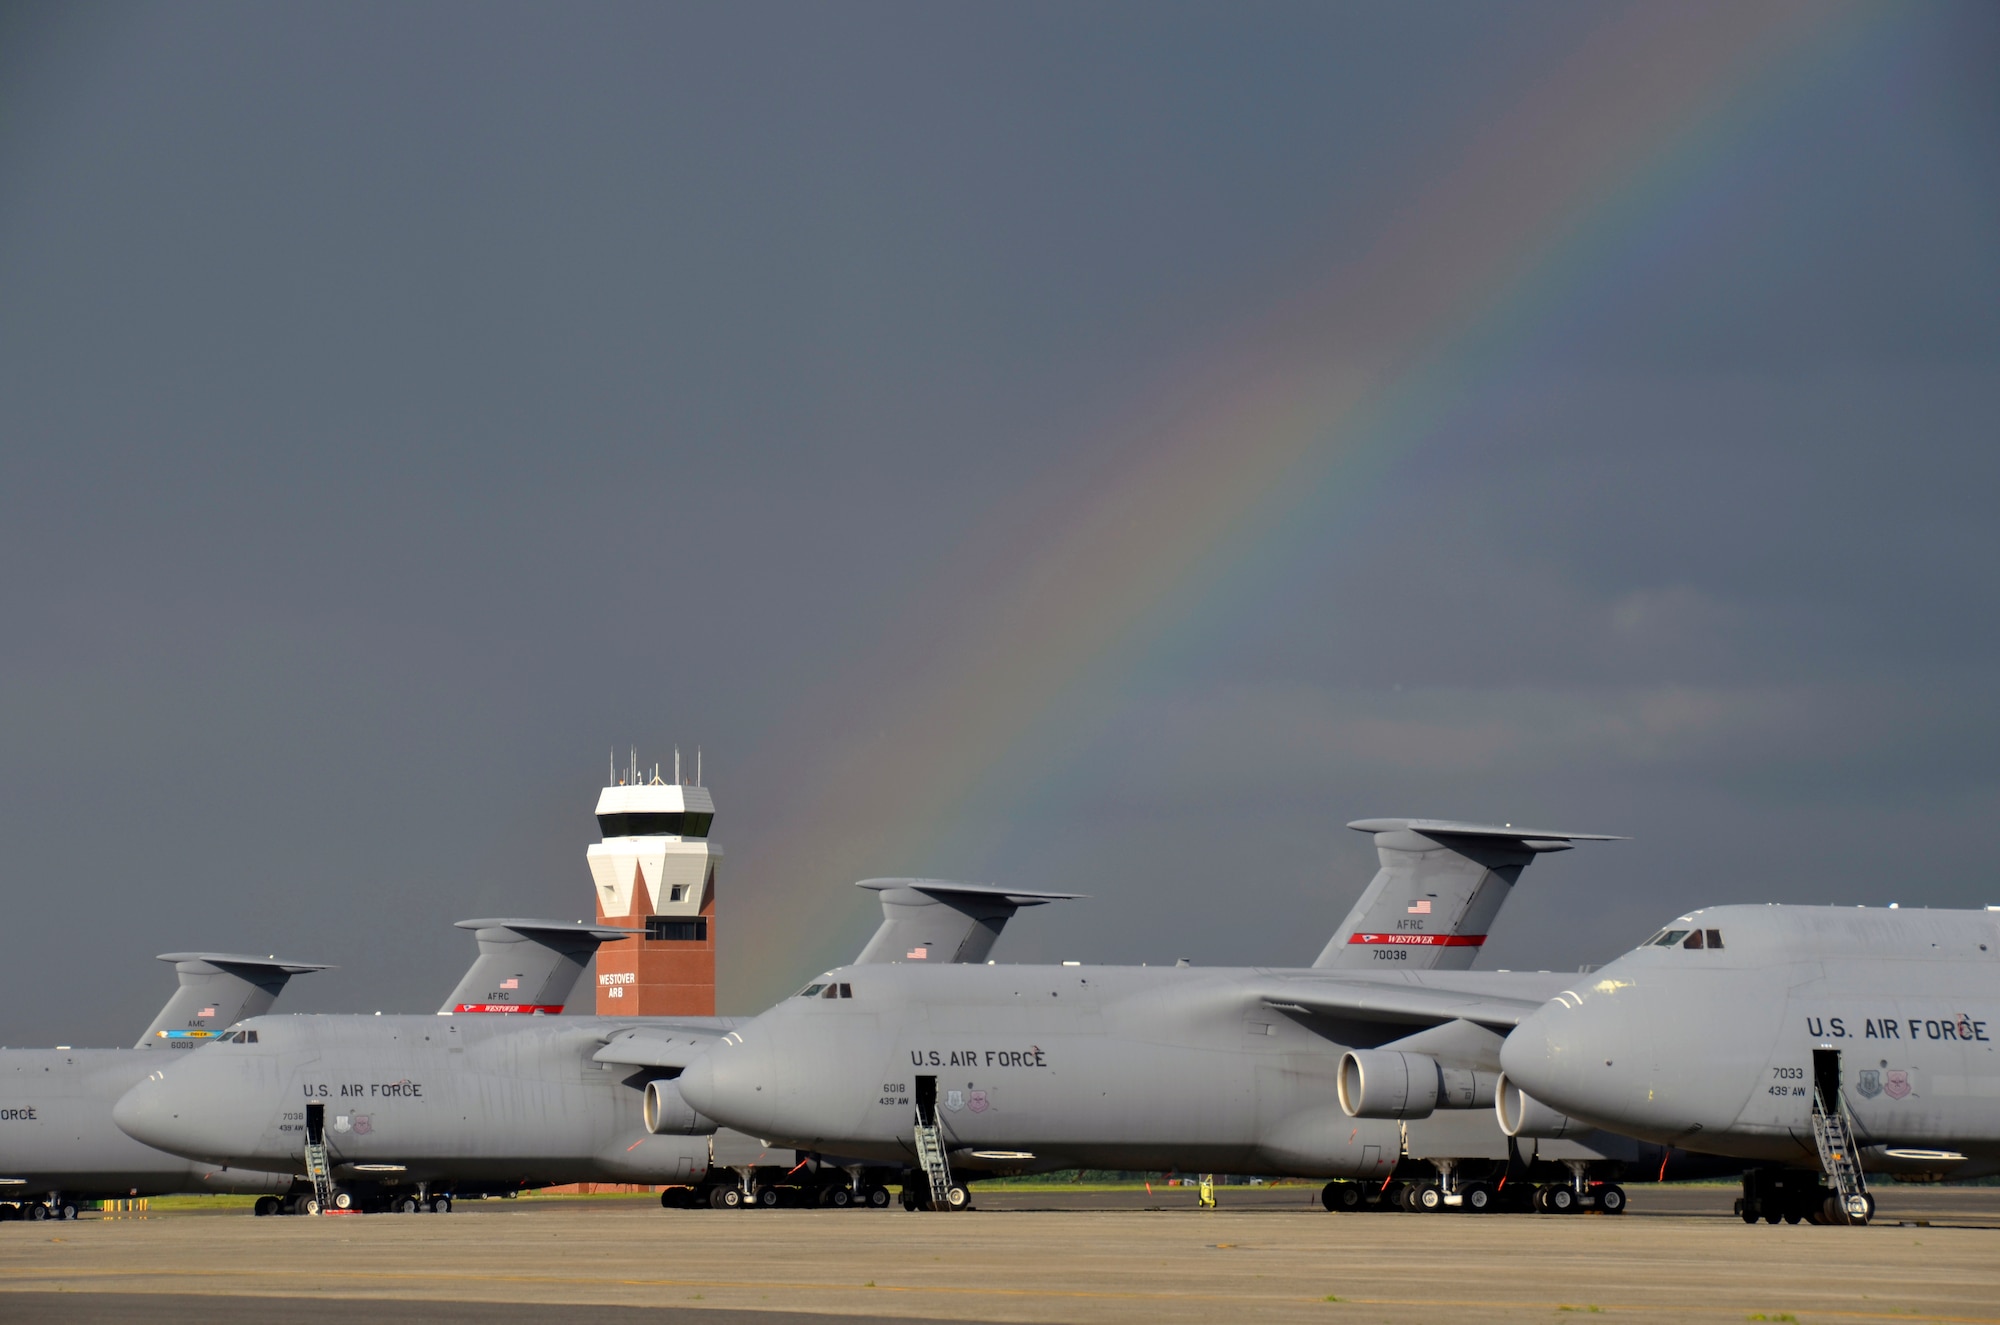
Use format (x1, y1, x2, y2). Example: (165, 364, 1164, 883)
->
(643, 1078, 715, 1135)
(1338, 1051, 1496, 1120)
(1496, 1073, 1577, 1139)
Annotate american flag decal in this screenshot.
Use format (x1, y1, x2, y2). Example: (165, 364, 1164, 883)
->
(1407, 900, 1431, 914)
(500, 977, 520, 990)
(906, 947, 929, 960)
(198, 1007, 217, 1018)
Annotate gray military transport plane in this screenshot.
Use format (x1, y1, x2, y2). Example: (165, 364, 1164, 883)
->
(120, 819, 1711, 1215)
(115, 879, 1079, 1212)
(1495, 904, 2000, 1226)
(0, 952, 328, 1220)
(0, 920, 637, 1220)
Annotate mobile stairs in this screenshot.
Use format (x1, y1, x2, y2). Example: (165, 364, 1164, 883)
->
(1811, 1055, 1872, 1225)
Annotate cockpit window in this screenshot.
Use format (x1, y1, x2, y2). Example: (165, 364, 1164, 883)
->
(838, 983, 853, 999)
(1705, 929, 1723, 949)
(1652, 930, 1691, 947)
(796, 983, 827, 998)
(1683, 930, 1704, 949)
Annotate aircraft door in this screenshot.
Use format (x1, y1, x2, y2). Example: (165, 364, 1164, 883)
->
(914, 1076, 939, 1127)
(1813, 1048, 1842, 1113)
(305, 1101, 325, 1146)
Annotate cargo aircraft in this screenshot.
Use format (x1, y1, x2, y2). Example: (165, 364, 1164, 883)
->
(1495, 904, 2000, 1225)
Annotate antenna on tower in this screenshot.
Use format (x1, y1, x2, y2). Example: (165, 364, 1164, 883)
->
(674, 746, 682, 784)
(608, 749, 614, 787)
(696, 746, 702, 786)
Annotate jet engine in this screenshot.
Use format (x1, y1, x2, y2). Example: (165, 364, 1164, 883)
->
(1337, 1050, 1494, 1120)
(643, 1078, 715, 1135)
(1495, 1073, 1577, 1139)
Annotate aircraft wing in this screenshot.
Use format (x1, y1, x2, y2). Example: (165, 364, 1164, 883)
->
(591, 1020, 739, 1069)
(1254, 975, 1558, 1031)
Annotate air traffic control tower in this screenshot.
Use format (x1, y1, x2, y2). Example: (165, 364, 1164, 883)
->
(588, 750, 719, 1016)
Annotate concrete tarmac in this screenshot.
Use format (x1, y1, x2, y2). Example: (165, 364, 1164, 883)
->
(4, 1186, 1999, 1324)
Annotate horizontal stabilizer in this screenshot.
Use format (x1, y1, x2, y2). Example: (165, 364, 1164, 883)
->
(440, 919, 634, 1015)
(1315, 819, 1622, 972)
(137, 953, 334, 1049)
(852, 878, 1085, 965)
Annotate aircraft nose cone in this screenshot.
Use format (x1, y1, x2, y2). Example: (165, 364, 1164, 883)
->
(112, 1072, 184, 1150)
(675, 1054, 716, 1116)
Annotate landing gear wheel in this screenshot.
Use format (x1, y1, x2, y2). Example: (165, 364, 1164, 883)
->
(825, 1185, 854, 1208)
(303, 1198, 324, 1216)
(1783, 1208, 1802, 1225)
(944, 1183, 971, 1211)
(1598, 1185, 1627, 1216)
(0, 1205, 21, 1222)
(714, 1186, 745, 1210)
(1547, 1186, 1578, 1214)
(331, 1191, 354, 1211)
(253, 1196, 280, 1217)
(1846, 1193, 1875, 1226)
(866, 1186, 891, 1209)
(27, 1204, 48, 1222)
(1414, 1184, 1445, 1212)
(1321, 1182, 1363, 1212)
(394, 1196, 420, 1214)
(55, 1202, 78, 1221)
(1462, 1183, 1494, 1213)
(900, 1187, 918, 1212)
(430, 1196, 452, 1215)
(754, 1186, 781, 1209)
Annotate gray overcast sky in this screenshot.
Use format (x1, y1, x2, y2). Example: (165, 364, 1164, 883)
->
(2, 2, 1996, 1043)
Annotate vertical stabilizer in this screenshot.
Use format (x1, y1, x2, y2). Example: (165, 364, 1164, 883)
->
(852, 880, 1082, 965)
(1315, 820, 1621, 971)
(137, 954, 332, 1049)
(440, 919, 634, 1014)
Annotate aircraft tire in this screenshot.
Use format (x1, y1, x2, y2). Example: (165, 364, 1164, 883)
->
(27, 1204, 48, 1222)
(394, 1196, 420, 1215)
(0, 1205, 20, 1222)
(1739, 1200, 1759, 1224)
(252, 1197, 278, 1217)
(1462, 1183, 1494, 1213)
(55, 1202, 77, 1221)
(754, 1186, 781, 1209)
(866, 1186, 891, 1209)
(303, 1198, 323, 1217)
(1598, 1185, 1626, 1215)
(715, 1186, 746, 1210)
(944, 1183, 971, 1211)
(430, 1196, 452, 1215)
(1547, 1186, 1577, 1214)
(332, 1191, 355, 1211)
(1321, 1181, 1362, 1212)
(1414, 1184, 1445, 1212)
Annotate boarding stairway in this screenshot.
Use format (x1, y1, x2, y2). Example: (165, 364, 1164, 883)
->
(303, 1139, 337, 1214)
(913, 1120, 954, 1211)
(1810, 1076, 1871, 1225)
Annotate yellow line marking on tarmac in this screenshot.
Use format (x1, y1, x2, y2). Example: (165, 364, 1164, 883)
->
(2, 1267, 1998, 1323)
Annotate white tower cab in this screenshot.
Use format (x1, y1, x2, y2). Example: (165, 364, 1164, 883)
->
(588, 750, 719, 1016)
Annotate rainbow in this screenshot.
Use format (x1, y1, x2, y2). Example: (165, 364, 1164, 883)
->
(721, 2, 1892, 1007)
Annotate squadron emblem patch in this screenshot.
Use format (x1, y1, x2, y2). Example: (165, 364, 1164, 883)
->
(1884, 1070, 1911, 1100)
(1856, 1070, 1882, 1099)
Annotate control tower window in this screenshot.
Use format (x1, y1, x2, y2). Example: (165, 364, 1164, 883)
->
(644, 917, 709, 942)
(597, 811, 714, 839)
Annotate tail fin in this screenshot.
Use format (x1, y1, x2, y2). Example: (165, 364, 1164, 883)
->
(1315, 819, 1622, 971)
(137, 953, 333, 1049)
(851, 879, 1083, 965)
(440, 919, 633, 1014)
